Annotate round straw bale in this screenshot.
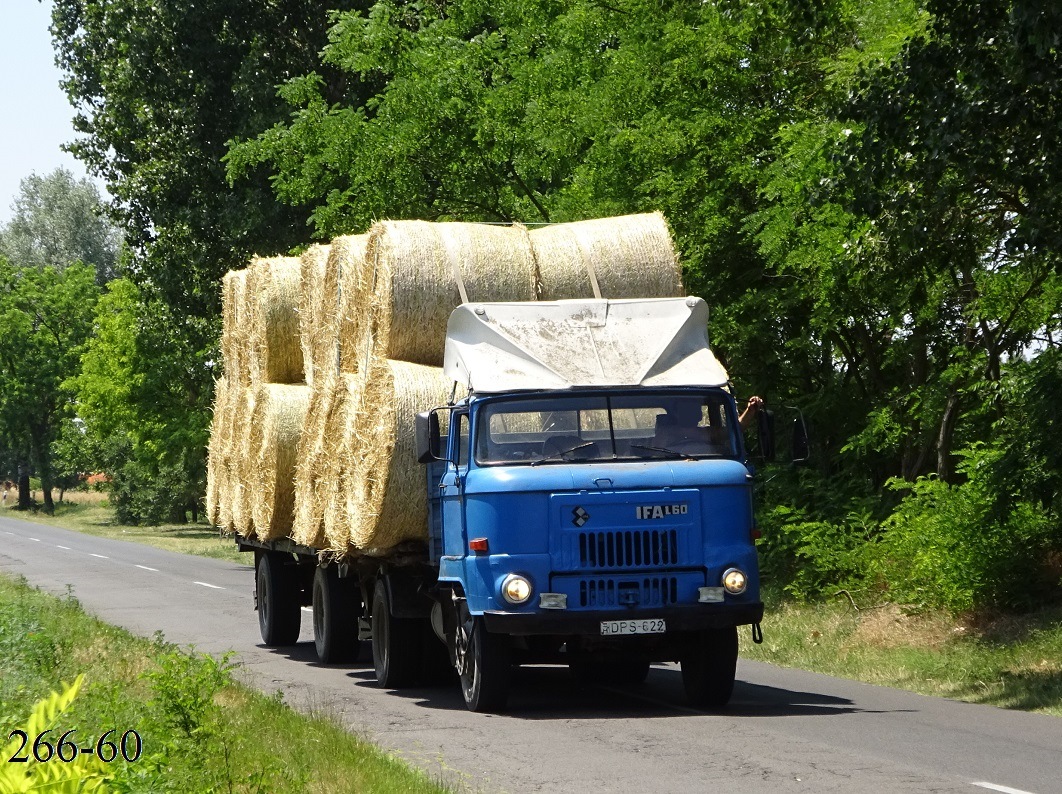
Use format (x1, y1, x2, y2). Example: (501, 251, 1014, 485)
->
(205, 376, 231, 528)
(320, 374, 368, 553)
(299, 244, 331, 388)
(529, 212, 684, 300)
(249, 384, 311, 541)
(292, 373, 341, 548)
(364, 221, 536, 367)
(213, 376, 242, 533)
(247, 255, 304, 383)
(222, 269, 254, 385)
(230, 385, 258, 538)
(332, 235, 370, 374)
(347, 359, 453, 551)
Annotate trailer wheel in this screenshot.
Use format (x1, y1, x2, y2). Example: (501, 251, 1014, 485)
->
(456, 615, 510, 713)
(312, 566, 361, 664)
(257, 552, 301, 646)
(680, 626, 738, 708)
(371, 579, 422, 688)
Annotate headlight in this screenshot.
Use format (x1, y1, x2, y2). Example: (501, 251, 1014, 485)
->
(501, 574, 533, 605)
(721, 567, 747, 595)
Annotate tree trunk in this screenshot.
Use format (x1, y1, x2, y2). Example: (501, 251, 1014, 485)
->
(40, 474, 55, 515)
(936, 388, 961, 483)
(17, 463, 32, 510)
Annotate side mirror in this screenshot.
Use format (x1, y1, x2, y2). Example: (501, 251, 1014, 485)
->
(756, 409, 776, 461)
(416, 410, 443, 463)
(791, 416, 810, 464)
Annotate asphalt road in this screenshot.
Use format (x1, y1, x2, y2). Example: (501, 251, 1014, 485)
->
(3, 513, 1061, 794)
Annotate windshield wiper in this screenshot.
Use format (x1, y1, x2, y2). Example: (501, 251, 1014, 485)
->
(628, 443, 697, 460)
(531, 442, 596, 466)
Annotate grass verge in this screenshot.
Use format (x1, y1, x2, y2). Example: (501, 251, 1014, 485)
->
(740, 587, 1062, 716)
(0, 573, 451, 793)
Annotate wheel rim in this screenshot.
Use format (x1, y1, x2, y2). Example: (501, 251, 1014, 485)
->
(372, 605, 388, 674)
(313, 580, 325, 652)
(257, 568, 269, 631)
(456, 620, 475, 700)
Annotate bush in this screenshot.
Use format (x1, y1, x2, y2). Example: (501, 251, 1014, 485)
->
(759, 504, 879, 600)
(877, 445, 1058, 612)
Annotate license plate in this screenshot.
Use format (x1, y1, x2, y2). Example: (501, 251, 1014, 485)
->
(600, 618, 666, 636)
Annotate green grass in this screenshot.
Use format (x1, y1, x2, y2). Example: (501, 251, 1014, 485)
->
(0, 573, 452, 793)
(740, 588, 1062, 716)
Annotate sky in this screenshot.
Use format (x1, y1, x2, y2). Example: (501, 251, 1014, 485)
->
(0, 0, 104, 224)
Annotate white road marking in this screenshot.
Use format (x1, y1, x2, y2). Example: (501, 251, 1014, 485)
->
(973, 783, 1038, 794)
(90, 553, 108, 559)
(301, 606, 312, 612)
(30, 537, 41, 542)
(194, 581, 224, 590)
(56, 545, 71, 550)
(135, 565, 159, 572)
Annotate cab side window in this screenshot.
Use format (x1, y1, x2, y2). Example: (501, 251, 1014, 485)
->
(454, 412, 470, 468)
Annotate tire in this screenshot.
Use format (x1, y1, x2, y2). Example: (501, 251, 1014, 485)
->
(312, 566, 361, 664)
(456, 615, 510, 712)
(680, 626, 738, 708)
(371, 579, 423, 688)
(257, 552, 301, 647)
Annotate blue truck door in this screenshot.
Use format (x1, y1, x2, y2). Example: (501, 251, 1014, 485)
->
(439, 410, 469, 558)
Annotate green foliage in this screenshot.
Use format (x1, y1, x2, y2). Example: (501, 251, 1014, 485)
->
(0, 676, 111, 793)
(760, 504, 878, 601)
(0, 260, 100, 513)
(878, 446, 1057, 612)
(0, 168, 120, 285)
(68, 278, 209, 524)
(145, 647, 233, 740)
(51, 0, 365, 526)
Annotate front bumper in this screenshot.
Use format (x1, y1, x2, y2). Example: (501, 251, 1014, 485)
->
(480, 601, 763, 635)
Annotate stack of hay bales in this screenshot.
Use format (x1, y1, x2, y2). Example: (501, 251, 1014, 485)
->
(207, 212, 683, 557)
(207, 256, 309, 541)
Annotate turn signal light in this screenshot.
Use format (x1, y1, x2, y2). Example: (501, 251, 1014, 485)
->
(469, 538, 489, 553)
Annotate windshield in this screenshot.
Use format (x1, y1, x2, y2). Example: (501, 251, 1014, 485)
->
(474, 391, 740, 466)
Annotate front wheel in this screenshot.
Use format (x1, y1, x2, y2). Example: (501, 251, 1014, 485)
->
(680, 626, 738, 708)
(455, 615, 510, 713)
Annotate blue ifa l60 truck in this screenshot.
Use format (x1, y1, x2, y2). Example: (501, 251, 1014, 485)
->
(243, 296, 768, 713)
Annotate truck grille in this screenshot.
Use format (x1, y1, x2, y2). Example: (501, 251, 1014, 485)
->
(579, 576, 679, 608)
(578, 529, 679, 569)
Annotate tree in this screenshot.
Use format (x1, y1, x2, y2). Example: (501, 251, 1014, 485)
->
(69, 277, 212, 524)
(0, 168, 120, 284)
(0, 260, 99, 513)
(51, 0, 364, 521)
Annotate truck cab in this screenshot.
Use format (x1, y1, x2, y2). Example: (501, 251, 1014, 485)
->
(421, 298, 764, 711)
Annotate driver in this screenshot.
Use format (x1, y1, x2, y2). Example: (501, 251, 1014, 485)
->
(653, 401, 727, 451)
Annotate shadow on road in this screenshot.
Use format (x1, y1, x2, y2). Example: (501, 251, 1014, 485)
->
(326, 661, 899, 720)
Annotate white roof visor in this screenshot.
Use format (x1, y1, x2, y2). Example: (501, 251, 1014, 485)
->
(444, 297, 729, 393)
